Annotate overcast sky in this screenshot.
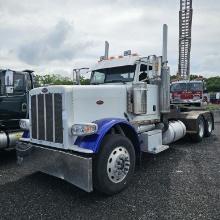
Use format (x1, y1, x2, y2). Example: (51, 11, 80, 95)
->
(0, 0, 219, 78)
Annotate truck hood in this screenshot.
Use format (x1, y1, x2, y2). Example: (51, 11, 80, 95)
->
(72, 84, 128, 123)
(28, 84, 128, 150)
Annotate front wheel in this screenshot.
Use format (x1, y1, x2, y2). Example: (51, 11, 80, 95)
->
(94, 134, 136, 195)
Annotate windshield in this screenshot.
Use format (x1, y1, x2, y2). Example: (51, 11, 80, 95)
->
(171, 82, 203, 92)
(170, 83, 187, 92)
(187, 82, 203, 91)
(90, 65, 136, 84)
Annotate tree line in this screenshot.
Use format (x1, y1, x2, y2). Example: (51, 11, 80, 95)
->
(171, 74, 220, 92)
(34, 74, 90, 87)
(35, 73, 220, 92)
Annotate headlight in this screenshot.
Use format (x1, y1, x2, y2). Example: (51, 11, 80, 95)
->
(19, 119, 30, 130)
(71, 123, 98, 136)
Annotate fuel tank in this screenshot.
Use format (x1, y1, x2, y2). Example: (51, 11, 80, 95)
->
(0, 131, 23, 149)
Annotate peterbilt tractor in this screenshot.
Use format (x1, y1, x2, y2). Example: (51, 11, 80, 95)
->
(0, 69, 34, 150)
(16, 25, 214, 195)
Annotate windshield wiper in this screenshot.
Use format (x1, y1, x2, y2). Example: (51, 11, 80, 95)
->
(90, 82, 103, 85)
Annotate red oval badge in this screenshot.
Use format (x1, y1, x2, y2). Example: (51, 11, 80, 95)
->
(96, 100, 104, 105)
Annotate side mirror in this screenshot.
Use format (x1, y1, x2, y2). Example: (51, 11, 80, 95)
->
(73, 69, 81, 85)
(73, 68, 89, 85)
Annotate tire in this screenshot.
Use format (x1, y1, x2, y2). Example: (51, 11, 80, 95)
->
(190, 116, 205, 142)
(94, 134, 136, 195)
(204, 114, 213, 137)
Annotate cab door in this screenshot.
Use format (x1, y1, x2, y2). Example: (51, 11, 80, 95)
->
(0, 71, 27, 120)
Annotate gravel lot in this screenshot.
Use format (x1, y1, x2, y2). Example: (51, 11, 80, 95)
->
(0, 123, 219, 220)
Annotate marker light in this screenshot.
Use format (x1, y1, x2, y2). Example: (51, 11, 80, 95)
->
(71, 123, 98, 136)
(124, 50, 131, 56)
(99, 56, 105, 61)
(19, 119, 30, 130)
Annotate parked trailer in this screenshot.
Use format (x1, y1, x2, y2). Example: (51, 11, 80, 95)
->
(16, 25, 214, 195)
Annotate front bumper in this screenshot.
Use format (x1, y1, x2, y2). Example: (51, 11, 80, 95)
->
(16, 141, 93, 192)
(171, 99, 202, 104)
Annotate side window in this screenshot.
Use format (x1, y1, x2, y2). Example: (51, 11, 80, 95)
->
(90, 71, 105, 84)
(14, 73, 25, 94)
(139, 64, 148, 82)
(26, 74, 33, 90)
(0, 74, 4, 95)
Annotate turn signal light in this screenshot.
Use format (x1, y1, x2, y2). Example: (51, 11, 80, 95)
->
(71, 123, 98, 136)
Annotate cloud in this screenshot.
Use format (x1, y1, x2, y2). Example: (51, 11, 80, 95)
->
(17, 20, 93, 65)
(0, 0, 219, 77)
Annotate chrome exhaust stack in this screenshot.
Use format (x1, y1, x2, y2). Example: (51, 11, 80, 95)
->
(160, 24, 170, 113)
(104, 41, 109, 59)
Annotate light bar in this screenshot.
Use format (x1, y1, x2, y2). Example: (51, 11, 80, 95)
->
(99, 56, 105, 61)
(124, 50, 131, 56)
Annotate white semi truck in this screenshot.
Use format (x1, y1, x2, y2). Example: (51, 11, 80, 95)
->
(16, 25, 214, 195)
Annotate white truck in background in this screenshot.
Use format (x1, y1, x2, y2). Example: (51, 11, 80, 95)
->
(16, 25, 214, 195)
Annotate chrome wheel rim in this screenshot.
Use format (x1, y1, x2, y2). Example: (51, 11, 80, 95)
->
(107, 146, 130, 183)
(199, 120, 205, 137)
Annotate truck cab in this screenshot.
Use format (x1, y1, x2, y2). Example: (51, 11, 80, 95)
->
(16, 24, 214, 195)
(0, 69, 34, 149)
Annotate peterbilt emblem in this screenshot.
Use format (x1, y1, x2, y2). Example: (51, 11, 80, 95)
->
(96, 100, 104, 105)
(42, 88, 48, 93)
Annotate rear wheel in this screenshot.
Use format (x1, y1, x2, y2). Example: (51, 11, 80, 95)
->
(94, 134, 135, 195)
(190, 116, 205, 142)
(204, 114, 213, 137)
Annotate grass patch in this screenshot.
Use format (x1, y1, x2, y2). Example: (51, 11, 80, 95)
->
(206, 104, 220, 111)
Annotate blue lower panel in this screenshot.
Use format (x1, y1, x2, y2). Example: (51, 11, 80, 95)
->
(74, 118, 138, 153)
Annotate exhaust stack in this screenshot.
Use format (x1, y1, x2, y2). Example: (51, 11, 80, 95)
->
(162, 24, 168, 64)
(104, 41, 109, 59)
(159, 24, 170, 113)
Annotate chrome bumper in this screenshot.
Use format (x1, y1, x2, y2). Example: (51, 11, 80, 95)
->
(16, 141, 93, 192)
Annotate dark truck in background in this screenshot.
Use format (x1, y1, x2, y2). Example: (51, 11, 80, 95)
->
(0, 69, 34, 150)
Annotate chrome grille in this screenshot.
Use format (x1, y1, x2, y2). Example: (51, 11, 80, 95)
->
(31, 93, 63, 143)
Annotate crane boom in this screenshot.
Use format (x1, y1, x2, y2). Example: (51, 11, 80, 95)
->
(178, 0, 193, 80)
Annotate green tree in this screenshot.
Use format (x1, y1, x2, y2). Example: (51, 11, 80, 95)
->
(34, 74, 90, 86)
(205, 77, 220, 92)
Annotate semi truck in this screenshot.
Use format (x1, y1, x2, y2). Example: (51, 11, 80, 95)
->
(16, 25, 214, 195)
(0, 69, 34, 150)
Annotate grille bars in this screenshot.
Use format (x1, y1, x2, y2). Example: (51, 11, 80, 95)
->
(178, 0, 193, 80)
(31, 93, 63, 144)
